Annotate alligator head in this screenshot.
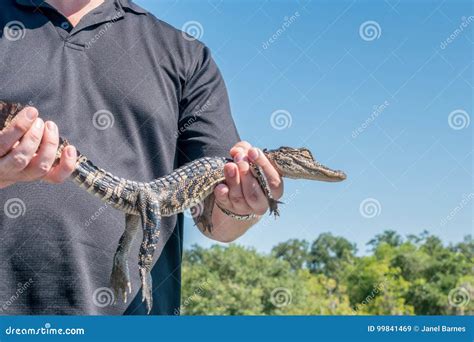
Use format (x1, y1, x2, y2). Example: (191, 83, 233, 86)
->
(263, 146, 347, 182)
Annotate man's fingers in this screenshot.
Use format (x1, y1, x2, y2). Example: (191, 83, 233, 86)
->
(43, 145, 76, 183)
(230, 141, 251, 158)
(248, 147, 283, 198)
(238, 161, 268, 215)
(0, 106, 38, 157)
(214, 183, 231, 207)
(21, 121, 59, 180)
(0, 118, 44, 176)
(223, 162, 252, 213)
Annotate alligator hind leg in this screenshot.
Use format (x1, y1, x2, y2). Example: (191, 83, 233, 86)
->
(250, 162, 283, 218)
(110, 214, 140, 304)
(137, 191, 161, 314)
(195, 194, 215, 232)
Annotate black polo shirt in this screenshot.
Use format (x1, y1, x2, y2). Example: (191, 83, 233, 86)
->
(0, 0, 239, 315)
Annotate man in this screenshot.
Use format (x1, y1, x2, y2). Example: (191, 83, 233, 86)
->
(0, 0, 283, 315)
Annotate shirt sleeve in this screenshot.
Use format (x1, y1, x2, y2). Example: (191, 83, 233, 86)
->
(177, 45, 240, 166)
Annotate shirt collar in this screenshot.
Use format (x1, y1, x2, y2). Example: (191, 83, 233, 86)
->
(15, 0, 53, 9)
(117, 0, 148, 14)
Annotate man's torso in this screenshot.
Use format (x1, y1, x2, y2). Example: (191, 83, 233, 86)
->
(0, 0, 236, 315)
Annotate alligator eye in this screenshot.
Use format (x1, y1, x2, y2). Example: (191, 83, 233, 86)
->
(298, 148, 314, 160)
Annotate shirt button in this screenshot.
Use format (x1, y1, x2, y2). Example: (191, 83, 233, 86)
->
(61, 21, 70, 30)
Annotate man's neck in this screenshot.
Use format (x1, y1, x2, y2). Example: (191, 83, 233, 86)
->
(46, 0, 105, 27)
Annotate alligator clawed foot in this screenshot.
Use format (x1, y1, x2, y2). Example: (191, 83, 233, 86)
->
(110, 255, 132, 304)
(140, 267, 153, 314)
(269, 199, 284, 218)
(195, 214, 213, 232)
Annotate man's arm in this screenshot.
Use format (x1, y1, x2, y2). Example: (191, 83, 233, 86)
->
(177, 44, 284, 241)
(196, 141, 284, 242)
(0, 106, 76, 189)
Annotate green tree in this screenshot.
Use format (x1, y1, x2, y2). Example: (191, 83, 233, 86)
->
(391, 241, 430, 281)
(180, 232, 472, 316)
(307, 233, 356, 278)
(288, 270, 353, 315)
(451, 235, 473, 259)
(368, 230, 403, 250)
(383, 232, 473, 315)
(181, 244, 304, 315)
(271, 239, 309, 271)
(405, 279, 446, 315)
(344, 244, 413, 315)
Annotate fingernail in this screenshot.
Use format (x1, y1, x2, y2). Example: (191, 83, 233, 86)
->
(26, 108, 38, 120)
(238, 161, 249, 172)
(216, 183, 228, 195)
(234, 153, 243, 162)
(232, 147, 243, 154)
(227, 166, 235, 177)
(248, 148, 259, 161)
(46, 121, 57, 133)
(66, 146, 76, 158)
(34, 118, 44, 129)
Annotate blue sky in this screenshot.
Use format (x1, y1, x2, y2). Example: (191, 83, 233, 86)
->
(135, 0, 473, 254)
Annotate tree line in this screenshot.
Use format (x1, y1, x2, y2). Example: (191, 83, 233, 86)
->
(180, 230, 473, 315)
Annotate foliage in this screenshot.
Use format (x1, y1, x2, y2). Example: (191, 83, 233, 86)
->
(181, 231, 473, 315)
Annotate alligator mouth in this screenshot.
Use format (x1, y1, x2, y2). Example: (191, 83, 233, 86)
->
(267, 156, 347, 182)
(262, 147, 347, 182)
(302, 160, 347, 182)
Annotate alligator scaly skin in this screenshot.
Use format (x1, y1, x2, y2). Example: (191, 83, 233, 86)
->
(74, 155, 230, 216)
(0, 101, 347, 313)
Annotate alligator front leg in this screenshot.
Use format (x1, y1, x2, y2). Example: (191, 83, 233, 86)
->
(137, 191, 161, 314)
(250, 163, 283, 217)
(110, 214, 140, 304)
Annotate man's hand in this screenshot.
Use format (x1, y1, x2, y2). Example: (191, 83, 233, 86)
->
(0, 106, 77, 189)
(214, 141, 284, 217)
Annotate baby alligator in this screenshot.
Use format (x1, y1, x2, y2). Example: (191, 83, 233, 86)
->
(0, 101, 347, 313)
